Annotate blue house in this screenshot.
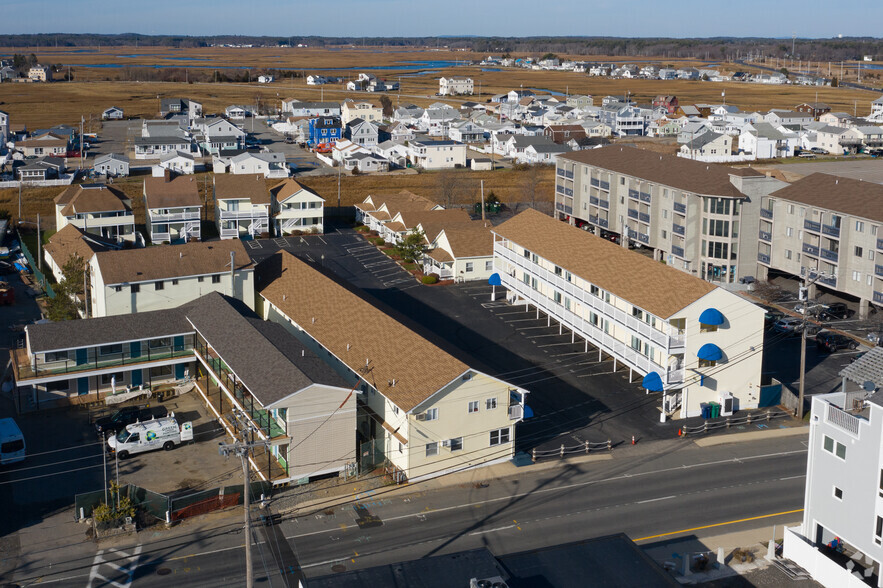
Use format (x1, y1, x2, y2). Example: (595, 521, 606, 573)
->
(308, 116, 342, 147)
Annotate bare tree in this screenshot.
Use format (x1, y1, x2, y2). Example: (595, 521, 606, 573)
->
(435, 170, 462, 208)
(519, 164, 541, 211)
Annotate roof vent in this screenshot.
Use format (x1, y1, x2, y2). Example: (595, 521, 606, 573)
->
(347, 343, 351, 351)
(311, 317, 316, 323)
(836, 179, 839, 184)
(301, 349, 305, 357)
(179, 251, 183, 258)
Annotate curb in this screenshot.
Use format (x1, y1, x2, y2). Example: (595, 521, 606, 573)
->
(693, 425, 808, 447)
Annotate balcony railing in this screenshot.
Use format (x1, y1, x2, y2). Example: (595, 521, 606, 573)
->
(820, 248, 839, 262)
(556, 168, 566, 177)
(627, 209, 639, 219)
(672, 224, 685, 236)
(821, 225, 840, 238)
(825, 403, 860, 436)
(599, 181, 610, 190)
(759, 230, 772, 242)
(13, 343, 192, 381)
(672, 246, 685, 258)
(219, 209, 268, 220)
(639, 192, 651, 203)
(590, 177, 600, 187)
(638, 212, 651, 223)
(804, 219, 821, 232)
(628, 189, 639, 200)
(876, 265, 883, 278)
(760, 208, 773, 219)
(875, 291, 883, 305)
(149, 211, 201, 223)
(877, 238, 883, 251)
(589, 196, 599, 205)
(637, 233, 649, 244)
(556, 185, 566, 195)
(598, 217, 609, 228)
(599, 199, 609, 209)
(758, 252, 771, 264)
(588, 215, 598, 225)
(673, 202, 687, 214)
(802, 243, 820, 256)
(801, 268, 837, 287)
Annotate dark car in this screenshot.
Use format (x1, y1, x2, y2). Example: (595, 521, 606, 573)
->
(94, 405, 168, 435)
(816, 331, 858, 353)
(819, 302, 853, 322)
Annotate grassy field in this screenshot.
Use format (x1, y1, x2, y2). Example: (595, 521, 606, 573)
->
(0, 45, 879, 128)
(0, 166, 555, 225)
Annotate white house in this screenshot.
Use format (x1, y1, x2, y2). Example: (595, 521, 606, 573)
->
(224, 105, 249, 120)
(423, 222, 494, 282)
(407, 138, 466, 169)
(438, 77, 474, 96)
(270, 178, 324, 235)
(214, 173, 275, 240)
(157, 151, 195, 175)
(144, 172, 203, 244)
(54, 184, 137, 244)
(93, 153, 129, 177)
(102, 106, 124, 121)
(214, 151, 288, 178)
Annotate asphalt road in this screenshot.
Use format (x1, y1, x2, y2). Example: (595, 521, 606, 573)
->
(8, 435, 808, 586)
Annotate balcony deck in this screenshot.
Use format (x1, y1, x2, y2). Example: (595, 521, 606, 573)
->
(12, 346, 193, 382)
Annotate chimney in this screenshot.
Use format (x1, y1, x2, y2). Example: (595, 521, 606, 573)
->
(164, 168, 172, 182)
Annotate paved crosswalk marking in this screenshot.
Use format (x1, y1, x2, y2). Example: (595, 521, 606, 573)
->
(87, 544, 142, 588)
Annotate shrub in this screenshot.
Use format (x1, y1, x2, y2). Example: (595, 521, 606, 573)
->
(421, 275, 439, 285)
(354, 225, 369, 233)
(370, 237, 385, 246)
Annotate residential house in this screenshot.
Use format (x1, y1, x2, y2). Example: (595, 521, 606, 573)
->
(580, 121, 613, 137)
(16, 132, 68, 157)
(438, 77, 474, 96)
(795, 102, 831, 119)
(87, 240, 254, 316)
(342, 101, 382, 125)
(194, 118, 246, 155)
(424, 222, 494, 282)
(257, 251, 529, 483)
(27, 65, 52, 82)
(0, 109, 8, 145)
(157, 151, 195, 175)
(224, 105, 249, 119)
(102, 106, 124, 121)
(374, 141, 409, 168)
(855, 126, 883, 151)
(257, 75, 274, 84)
(54, 183, 137, 244)
(93, 153, 129, 178)
(380, 208, 472, 245)
(160, 98, 202, 120)
(566, 95, 594, 110)
(652, 96, 679, 115)
(18, 157, 64, 182)
(355, 191, 443, 233)
(393, 104, 424, 125)
(419, 105, 460, 137)
(567, 136, 610, 151)
(383, 121, 415, 143)
(306, 75, 328, 86)
(134, 136, 192, 160)
(868, 95, 883, 123)
(43, 224, 114, 285)
(820, 112, 859, 128)
(345, 118, 379, 148)
(215, 151, 288, 178)
(816, 125, 850, 154)
(678, 132, 733, 161)
(407, 138, 466, 169)
(523, 142, 568, 164)
(554, 146, 788, 284)
(345, 152, 389, 173)
(764, 110, 815, 128)
(143, 172, 203, 244)
(448, 120, 484, 143)
(213, 173, 275, 239)
(308, 116, 342, 147)
(739, 123, 798, 159)
(544, 124, 587, 144)
(758, 174, 883, 318)
(0, 66, 16, 82)
(282, 100, 341, 117)
(270, 178, 324, 235)
(493, 208, 764, 418)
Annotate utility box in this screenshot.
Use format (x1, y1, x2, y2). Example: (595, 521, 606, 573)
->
(720, 393, 735, 416)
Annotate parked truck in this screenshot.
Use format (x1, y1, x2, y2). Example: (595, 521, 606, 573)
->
(107, 415, 193, 459)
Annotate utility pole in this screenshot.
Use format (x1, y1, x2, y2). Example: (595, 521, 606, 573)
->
(36, 213, 41, 272)
(798, 272, 827, 420)
(218, 439, 268, 588)
(80, 115, 84, 171)
(480, 180, 485, 222)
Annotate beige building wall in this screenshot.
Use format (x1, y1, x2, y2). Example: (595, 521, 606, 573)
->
(282, 383, 356, 480)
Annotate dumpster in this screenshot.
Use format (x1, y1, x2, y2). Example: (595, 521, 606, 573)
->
(700, 404, 712, 419)
(710, 402, 721, 419)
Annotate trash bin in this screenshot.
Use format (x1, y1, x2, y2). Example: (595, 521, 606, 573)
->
(701, 404, 712, 419)
(710, 402, 721, 419)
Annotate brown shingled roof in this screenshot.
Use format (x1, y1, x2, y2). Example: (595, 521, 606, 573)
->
(213, 173, 272, 205)
(769, 173, 883, 223)
(143, 175, 202, 210)
(43, 224, 105, 267)
(54, 184, 131, 216)
(492, 209, 716, 318)
(269, 178, 322, 203)
(438, 223, 493, 258)
(94, 240, 253, 285)
(256, 251, 469, 412)
(559, 146, 747, 198)
(395, 209, 471, 231)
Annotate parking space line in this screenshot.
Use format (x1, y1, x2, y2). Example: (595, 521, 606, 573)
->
(364, 261, 393, 267)
(537, 342, 582, 348)
(577, 370, 617, 378)
(505, 318, 546, 323)
(246, 240, 263, 249)
(317, 235, 327, 244)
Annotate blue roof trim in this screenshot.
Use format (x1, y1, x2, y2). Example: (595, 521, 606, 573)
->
(697, 343, 723, 361)
(699, 308, 725, 326)
(488, 273, 502, 286)
(642, 371, 664, 392)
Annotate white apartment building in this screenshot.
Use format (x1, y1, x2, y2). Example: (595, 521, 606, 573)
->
(492, 209, 765, 419)
(143, 174, 203, 244)
(555, 146, 787, 284)
(438, 77, 474, 96)
(54, 184, 137, 244)
(758, 174, 883, 318)
(784, 388, 883, 588)
(213, 173, 275, 240)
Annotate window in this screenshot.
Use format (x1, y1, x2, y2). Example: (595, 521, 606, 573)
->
(114, 286, 122, 293)
(853, 271, 861, 282)
(486, 261, 493, 271)
(661, 230, 667, 239)
(131, 283, 140, 293)
(698, 358, 717, 368)
(620, 177, 625, 185)
(149, 365, 173, 379)
(99, 344, 123, 356)
(198, 276, 204, 283)
(490, 427, 510, 446)
(450, 437, 463, 451)
(833, 486, 843, 500)
(171, 279, 178, 286)
(425, 442, 438, 457)
(465, 262, 474, 272)
(468, 401, 479, 413)
(100, 372, 126, 385)
(785, 249, 792, 260)
(823, 435, 846, 460)
(554, 291, 562, 305)
(855, 246, 864, 258)
(486, 398, 497, 410)
(149, 338, 171, 349)
(212, 275, 221, 284)
(786, 227, 793, 237)
(45, 351, 70, 363)
(424, 408, 438, 421)
(856, 220, 865, 232)
(870, 250, 876, 261)
(787, 204, 794, 214)
(700, 324, 718, 333)
(392, 405, 399, 415)
(154, 281, 164, 291)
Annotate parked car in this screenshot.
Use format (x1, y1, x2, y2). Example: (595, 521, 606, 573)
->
(739, 276, 756, 285)
(816, 331, 858, 353)
(818, 302, 854, 322)
(94, 405, 168, 436)
(810, 147, 827, 154)
(772, 317, 804, 335)
(759, 304, 784, 325)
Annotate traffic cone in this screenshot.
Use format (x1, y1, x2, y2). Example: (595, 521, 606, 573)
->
(677, 428, 682, 437)
(631, 435, 636, 445)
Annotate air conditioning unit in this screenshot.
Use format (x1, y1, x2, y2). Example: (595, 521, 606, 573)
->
(470, 577, 508, 588)
(720, 393, 734, 417)
(415, 413, 427, 421)
(442, 439, 451, 447)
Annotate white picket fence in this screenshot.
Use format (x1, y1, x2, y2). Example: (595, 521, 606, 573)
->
(0, 174, 76, 188)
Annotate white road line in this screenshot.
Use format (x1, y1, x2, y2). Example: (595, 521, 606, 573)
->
(779, 475, 806, 481)
(637, 495, 676, 504)
(317, 235, 327, 244)
(469, 524, 516, 536)
(364, 261, 393, 267)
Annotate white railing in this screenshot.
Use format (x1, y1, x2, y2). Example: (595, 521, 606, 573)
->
(496, 244, 682, 352)
(826, 402, 861, 436)
(219, 228, 240, 239)
(219, 210, 267, 220)
(69, 215, 135, 229)
(149, 211, 200, 222)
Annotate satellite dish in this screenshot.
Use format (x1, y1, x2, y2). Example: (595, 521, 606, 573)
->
(863, 380, 876, 392)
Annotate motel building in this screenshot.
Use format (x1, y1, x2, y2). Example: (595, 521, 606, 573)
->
(491, 209, 765, 419)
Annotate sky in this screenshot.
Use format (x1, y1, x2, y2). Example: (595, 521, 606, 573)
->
(4, 0, 883, 38)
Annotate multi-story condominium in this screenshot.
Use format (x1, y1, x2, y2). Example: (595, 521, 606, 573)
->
(784, 388, 883, 587)
(341, 100, 382, 125)
(758, 174, 883, 318)
(258, 251, 530, 483)
(438, 77, 474, 96)
(213, 173, 275, 239)
(492, 209, 765, 419)
(54, 183, 137, 244)
(88, 239, 254, 317)
(554, 146, 787, 284)
(143, 173, 203, 244)
(27, 65, 52, 82)
(269, 178, 324, 235)
(10, 292, 355, 485)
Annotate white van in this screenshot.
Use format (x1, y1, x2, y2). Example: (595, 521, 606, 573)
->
(107, 415, 193, 459)
(0, 418, 26, 465)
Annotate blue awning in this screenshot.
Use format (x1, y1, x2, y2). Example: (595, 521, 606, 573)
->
(697, 343, 723, 361)
(642, 371, 664, 392)
(699, 308, 725, 326)
(488, 272, 502, 286)
(523, 405, 534, 419)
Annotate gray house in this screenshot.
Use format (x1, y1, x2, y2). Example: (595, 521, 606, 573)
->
(102, 106, 124, 121)
(345, 118, 379, 148)
(93, 153, 130, 177)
